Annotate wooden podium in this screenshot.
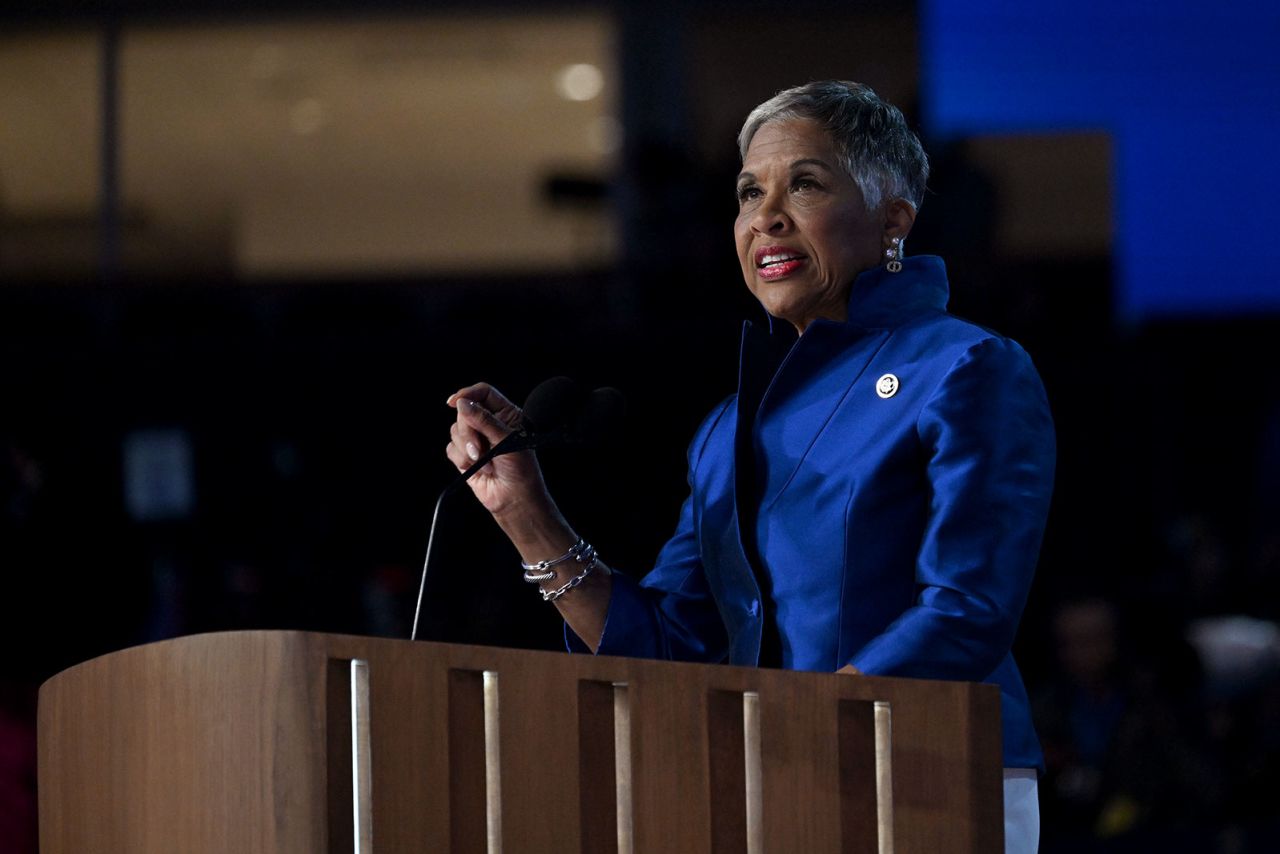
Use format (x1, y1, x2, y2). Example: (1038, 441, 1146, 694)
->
(38, 631, 1002, 853)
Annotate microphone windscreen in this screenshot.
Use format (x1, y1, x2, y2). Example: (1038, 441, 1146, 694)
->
(521, 376, 584, 433)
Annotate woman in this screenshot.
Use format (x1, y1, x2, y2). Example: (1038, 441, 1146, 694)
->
(446, 81, 1054, 851)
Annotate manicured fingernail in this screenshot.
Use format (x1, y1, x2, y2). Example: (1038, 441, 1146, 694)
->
(466, 442, 480, 461)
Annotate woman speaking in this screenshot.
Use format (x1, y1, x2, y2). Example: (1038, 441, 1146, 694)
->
(445, 81, 1054, 852)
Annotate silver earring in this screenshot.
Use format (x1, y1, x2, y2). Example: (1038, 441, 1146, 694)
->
(885, 237, 903, 273)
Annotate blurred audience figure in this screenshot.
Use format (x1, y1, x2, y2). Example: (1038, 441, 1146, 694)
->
(0, 684, 37, 854)
(1187, 617, 1280, 850)
(1036, 596, 1222, 852)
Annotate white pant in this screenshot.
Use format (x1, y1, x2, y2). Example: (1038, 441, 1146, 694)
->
(1004, 768, 1040, 853)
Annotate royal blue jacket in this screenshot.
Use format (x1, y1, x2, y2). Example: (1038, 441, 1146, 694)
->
(571, 256, 1054, 770)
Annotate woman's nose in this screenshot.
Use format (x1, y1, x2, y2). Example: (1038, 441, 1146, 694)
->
(751, 195, 792, 234)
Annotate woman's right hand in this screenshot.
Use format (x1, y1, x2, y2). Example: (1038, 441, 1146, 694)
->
(445, 382, 551, 520)
(445, 382, 609, 650)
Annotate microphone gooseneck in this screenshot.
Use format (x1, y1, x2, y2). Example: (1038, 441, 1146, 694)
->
(409, 488, 449, 642)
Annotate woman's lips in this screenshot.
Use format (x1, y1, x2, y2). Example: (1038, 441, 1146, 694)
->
(756, 249, 808, 281)
(757, 259, 806, 281)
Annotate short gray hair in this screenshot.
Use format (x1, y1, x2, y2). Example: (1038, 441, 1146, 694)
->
(738, 81, 929, 212)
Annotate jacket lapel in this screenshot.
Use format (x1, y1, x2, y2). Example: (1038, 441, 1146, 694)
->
(753, 321, 891, 513)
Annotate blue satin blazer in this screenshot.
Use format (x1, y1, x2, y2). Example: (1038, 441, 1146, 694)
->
(573, 256, 1054, 769)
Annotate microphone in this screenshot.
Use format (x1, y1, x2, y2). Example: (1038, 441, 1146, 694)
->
(445, 376, 584, 494)
(410, 378, 625, 640)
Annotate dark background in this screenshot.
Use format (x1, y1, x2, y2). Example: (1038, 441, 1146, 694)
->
(3, 1, 1279, 851)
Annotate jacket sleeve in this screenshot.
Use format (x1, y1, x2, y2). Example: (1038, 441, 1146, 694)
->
(847, 336, 1055, 680)
(565, 401, 732, 662)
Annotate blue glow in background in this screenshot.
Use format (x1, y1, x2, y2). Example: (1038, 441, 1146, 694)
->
(922, 0, 1280, 320)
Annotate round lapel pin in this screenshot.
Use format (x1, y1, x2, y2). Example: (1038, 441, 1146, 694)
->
(876, 373, 899, 399)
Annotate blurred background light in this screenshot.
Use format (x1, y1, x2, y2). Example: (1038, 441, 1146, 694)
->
(555, 62, 605, 101)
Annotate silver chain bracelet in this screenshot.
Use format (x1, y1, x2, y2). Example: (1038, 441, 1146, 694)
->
(540, 555, 599, 602)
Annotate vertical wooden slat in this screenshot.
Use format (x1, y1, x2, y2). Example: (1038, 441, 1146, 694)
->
(327, 660, 355, 854)
(742, 692, 763, 854)
(964, 688, 1004, 854)
(759, 674, 842, 854)
(482, 671, 502, 854)
(356, 634, 450, 854)
(629, 666, 713, 854)
(614, 683, 634, 854)
(837, 699, 879, 854)
(448, 669, 488, 854)
(492, 661, 584, 852)
(351, 660, 374, 854)
(577, 680, 619, 854)
(873, 701, 893, 854)
(706, 690, 747, 854)
(863, 676, 1003, 852)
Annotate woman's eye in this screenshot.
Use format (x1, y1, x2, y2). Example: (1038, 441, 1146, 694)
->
(737, 186, 761, 202)
(792, 177, 820, 192)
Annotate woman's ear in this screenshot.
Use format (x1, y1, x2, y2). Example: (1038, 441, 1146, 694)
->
(883, 198, 917, 244)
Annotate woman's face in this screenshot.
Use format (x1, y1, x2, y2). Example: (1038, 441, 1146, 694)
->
(735, 118, 886, 334)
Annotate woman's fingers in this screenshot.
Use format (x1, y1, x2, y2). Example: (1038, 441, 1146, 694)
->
(450, 418, 491, 469)
(444, 382, 554, 516)
(446, 385, 525, 479)
(449, 383, 523, 427)
(457, 398, 513, 447)
(448, 383, 523, 462)
(447, 422, 481, 468)
(445, 440, 470, 472)
(448, 383, 508, 413)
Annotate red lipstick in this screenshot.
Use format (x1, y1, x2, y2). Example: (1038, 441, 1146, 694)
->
(754, 245, 808, 281)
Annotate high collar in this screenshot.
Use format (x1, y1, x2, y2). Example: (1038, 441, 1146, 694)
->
(763, 255, 950, 336)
